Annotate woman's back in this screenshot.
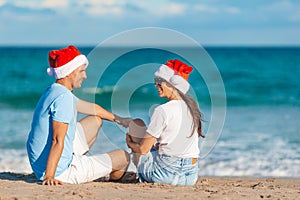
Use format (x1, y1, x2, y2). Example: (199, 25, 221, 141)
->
(147, 100, 199, 158)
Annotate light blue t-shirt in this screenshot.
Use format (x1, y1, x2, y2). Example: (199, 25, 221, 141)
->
(27, 83, 78, 180)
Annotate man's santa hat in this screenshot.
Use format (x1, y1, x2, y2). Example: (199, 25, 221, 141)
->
(47, 45, 89, 79)
(154, 59, 193, 94)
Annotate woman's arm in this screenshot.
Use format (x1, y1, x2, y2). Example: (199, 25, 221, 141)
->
(126, 133, 157, 155)
(43, 120, 68, 186)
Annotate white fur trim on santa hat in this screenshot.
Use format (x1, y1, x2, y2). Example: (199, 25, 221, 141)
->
(169, 75, 190, 94)
(154, 64, 190, 94)
(47, 54, 89, 79)
(154, 64, 174, 81)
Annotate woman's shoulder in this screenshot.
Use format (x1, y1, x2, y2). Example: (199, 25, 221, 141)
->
(157, 100, 184, 112)
(162, 100, 184, 107)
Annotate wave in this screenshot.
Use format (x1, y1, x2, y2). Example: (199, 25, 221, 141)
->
(0, 93, 41, 109)
(1, 87, 299, 111)
(0, 149, 32, 173)
(82, 86, 117, 95)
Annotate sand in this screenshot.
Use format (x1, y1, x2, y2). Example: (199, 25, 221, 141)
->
(0, 172, 299, 200)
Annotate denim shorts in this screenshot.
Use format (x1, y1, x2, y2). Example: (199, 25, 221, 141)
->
(137, 150, 198, 186)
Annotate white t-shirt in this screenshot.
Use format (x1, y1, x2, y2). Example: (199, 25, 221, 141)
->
(146, 100, 199, 158)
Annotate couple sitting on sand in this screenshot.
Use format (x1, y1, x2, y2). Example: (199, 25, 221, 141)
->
(26, 45, 204, 186)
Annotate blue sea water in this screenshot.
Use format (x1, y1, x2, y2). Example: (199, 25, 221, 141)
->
(0, 46, 299, 177)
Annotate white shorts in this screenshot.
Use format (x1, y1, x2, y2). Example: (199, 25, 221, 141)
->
(56, 123, 112, 184)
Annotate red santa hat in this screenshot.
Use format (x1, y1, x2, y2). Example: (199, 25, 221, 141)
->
(154, 59, 193, 94)
(47, 45, 89, 79)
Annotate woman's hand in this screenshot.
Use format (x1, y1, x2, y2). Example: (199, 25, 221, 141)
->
(125, 133, 133, 148)
(42, 177, 63, 186)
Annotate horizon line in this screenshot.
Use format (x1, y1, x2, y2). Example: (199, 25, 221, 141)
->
(1, 44, 300, 48)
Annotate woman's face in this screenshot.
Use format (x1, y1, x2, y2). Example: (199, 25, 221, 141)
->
(154, 77, 174, 99)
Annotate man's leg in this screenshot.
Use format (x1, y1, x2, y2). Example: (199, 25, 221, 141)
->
(79, 115, 102, 148)
(79, 115, 130, 181)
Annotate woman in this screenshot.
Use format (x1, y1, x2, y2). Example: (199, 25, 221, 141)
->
(126, 59, 204, 186)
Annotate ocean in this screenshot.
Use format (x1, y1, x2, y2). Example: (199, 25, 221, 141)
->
(0, 46, 299, 177)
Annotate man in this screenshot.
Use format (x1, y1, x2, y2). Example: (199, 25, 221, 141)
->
(27, 45, 131, 185)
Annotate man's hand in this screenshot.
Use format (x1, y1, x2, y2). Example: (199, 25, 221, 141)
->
(42, 177, 63, 186)
(115, 115, 132, 128)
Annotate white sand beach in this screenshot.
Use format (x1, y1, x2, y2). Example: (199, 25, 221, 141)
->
(0, 172, 299, 200)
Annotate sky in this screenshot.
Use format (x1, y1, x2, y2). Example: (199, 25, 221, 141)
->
(1, 0, 300, 46)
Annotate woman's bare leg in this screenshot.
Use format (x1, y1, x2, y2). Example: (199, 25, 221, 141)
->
(128, 118, 147, 166)
(108, 149, 130, 180)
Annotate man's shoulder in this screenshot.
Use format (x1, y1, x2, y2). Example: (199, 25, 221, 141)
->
(42, 83, 74, 103)
(48, 83, 71, 96)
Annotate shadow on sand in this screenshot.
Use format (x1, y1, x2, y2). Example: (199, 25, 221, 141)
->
(0, 172, 39, 184)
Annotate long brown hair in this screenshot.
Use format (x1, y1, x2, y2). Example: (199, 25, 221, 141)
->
(178, 91, 204, 138)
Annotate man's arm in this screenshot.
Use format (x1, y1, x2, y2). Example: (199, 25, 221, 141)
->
(76, 99, 131, 127)
(76, 99, 114, 121)
(42, 120, 68, 186)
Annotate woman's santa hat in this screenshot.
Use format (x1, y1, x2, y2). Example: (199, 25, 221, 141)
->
(47, 45, 89, 79)
(154, 59, 193, 94)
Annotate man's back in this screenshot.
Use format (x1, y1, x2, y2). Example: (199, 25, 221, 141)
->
(26, 83, 78, 180)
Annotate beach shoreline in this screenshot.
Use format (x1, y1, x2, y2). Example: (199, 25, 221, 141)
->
(0, 172, 299, 200)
